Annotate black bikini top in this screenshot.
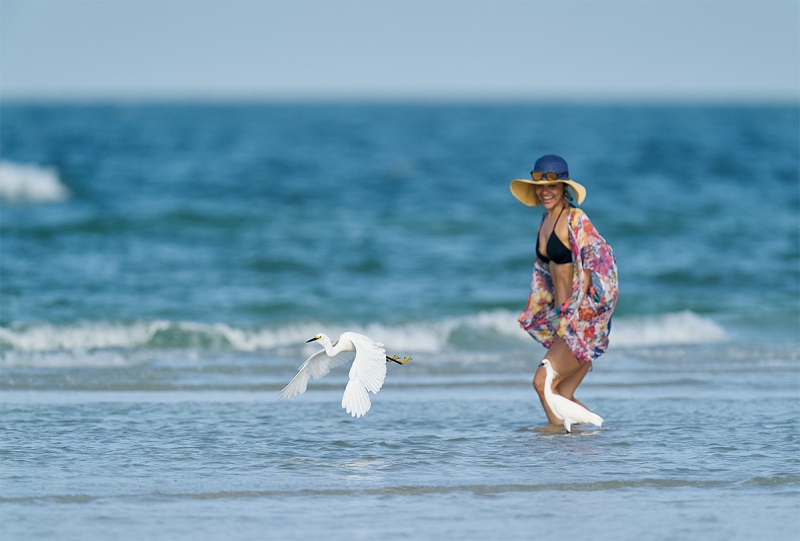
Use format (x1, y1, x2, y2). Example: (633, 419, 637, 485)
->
(536, 207, 573, 265)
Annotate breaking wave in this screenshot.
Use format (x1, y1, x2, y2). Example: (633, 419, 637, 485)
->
(610, 310, 728, 347)
(0, 310, 727, 358)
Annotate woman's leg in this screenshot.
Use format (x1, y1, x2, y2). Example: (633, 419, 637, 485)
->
(554, 361, 592, 408)
(532, 337, 590, 423)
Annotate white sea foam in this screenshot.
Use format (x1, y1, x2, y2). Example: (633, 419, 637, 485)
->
(0, 321, 170, 352)
(610, 310, 728, 347)
(0, 161, 70, 203)
(0, 311, 727, 361)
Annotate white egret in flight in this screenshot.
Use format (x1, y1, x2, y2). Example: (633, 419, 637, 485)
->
(540, 359, 603, 433)
(279, 332, 411, 417)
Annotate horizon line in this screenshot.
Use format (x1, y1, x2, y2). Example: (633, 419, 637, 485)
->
(2, 91, 798, 107)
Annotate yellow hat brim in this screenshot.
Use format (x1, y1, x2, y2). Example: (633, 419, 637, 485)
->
(509, 178, 586, 206)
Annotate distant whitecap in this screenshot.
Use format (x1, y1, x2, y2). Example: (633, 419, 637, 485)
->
(0, 161, 70, 203)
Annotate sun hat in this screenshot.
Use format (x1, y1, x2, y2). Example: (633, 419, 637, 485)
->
(509, 154, 586, 206)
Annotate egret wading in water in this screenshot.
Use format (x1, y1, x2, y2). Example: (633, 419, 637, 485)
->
(539, 359, 603, 433)
(279, 332, 411, 418)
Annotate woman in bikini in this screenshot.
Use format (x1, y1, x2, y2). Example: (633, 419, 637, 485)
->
(510, 154, 618, 425)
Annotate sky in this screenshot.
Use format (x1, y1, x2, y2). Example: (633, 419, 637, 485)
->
(1, 0, 798, 102)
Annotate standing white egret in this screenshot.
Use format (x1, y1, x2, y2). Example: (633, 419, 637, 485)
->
(279, 332, 411, 418)
(539, 359, 603, 433)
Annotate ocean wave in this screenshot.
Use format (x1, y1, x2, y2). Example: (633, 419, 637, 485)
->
(0, 315, 518, 356)
(0, 310, 727, 357)
(610, 310, 728, 347)
(0, 160, 70, 203)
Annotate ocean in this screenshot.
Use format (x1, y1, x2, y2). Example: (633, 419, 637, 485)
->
(1, 102, 798, 540)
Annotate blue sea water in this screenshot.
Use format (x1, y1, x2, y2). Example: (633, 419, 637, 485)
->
(1, 102, 798, 540)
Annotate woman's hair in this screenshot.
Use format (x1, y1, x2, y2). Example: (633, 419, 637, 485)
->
(564, 184, 574, 204)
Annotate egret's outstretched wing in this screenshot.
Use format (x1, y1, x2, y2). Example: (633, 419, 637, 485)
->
(341, 333, 387, 417)
(279, 348, 355, 401)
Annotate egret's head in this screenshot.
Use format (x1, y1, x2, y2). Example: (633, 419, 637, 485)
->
(539, 359, 550, 368)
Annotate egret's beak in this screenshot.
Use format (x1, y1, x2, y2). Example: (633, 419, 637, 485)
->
(306, 336, 320, 343)
(538, 362, 545, 367)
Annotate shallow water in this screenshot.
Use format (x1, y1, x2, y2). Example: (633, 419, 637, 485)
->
(2, 343, 799, 540)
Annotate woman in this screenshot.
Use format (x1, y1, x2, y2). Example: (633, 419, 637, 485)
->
(510, 154, 618, 425)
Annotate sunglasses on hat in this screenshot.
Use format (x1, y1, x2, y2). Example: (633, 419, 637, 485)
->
(530, 171, 560, 181)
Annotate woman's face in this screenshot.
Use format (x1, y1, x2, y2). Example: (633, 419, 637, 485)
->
(535, 183, 566, 210)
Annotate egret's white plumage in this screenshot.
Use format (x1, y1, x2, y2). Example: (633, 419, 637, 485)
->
(279, 332, 405, 418)
(540, 359, 603, 433)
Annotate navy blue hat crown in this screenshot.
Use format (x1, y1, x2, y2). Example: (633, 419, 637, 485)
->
(531, 154, 570, 180)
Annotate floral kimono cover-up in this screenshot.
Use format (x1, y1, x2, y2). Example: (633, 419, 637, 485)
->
(518, 207, 619, 364)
